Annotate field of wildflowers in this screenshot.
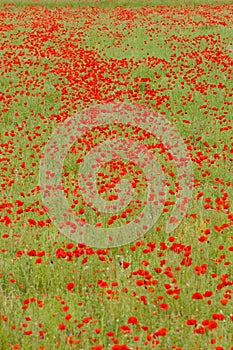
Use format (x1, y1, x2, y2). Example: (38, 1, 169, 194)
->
(0, 0, 233, 349)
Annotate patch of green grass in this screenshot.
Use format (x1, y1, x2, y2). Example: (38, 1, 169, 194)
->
(1, 0, 233, 8)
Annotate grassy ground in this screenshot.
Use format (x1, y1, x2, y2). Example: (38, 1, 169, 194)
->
(0, 0, 233, 349)
(1, 0, 233, 8)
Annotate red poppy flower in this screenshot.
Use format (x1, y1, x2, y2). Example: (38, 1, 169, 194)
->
(128, 316, 138, 325)
(58, 323, 66, 330)
(120, 325, 131, 333)
(186, 319, 197, 326)
(192, 292, 203, 300)
(159, 303, 169, 310)
(207, 320, 218, 330)
(212, 314, 225, 320)
(92, 345, 103, 350)
(111, 345, 130, 350)
(66, 282, 75, 291)
(194, 326, 206, 334)
(153, 327, 167, 337)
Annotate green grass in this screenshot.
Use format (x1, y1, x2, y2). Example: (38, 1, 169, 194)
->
(1, 0, 233, 8)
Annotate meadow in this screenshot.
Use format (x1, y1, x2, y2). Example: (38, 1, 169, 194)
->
(0, 0, 233, 349)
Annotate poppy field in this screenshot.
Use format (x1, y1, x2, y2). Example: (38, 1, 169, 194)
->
(0, 0, 233, 349)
